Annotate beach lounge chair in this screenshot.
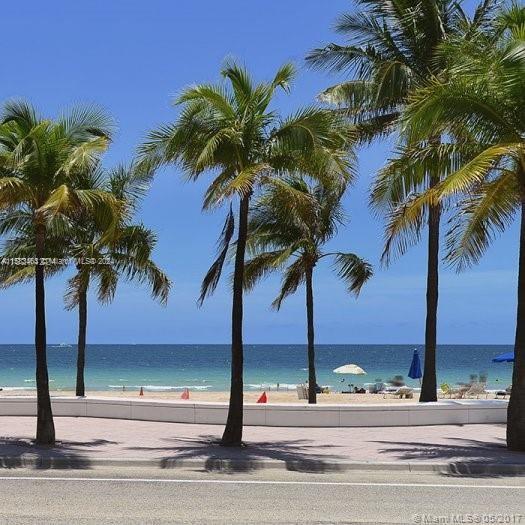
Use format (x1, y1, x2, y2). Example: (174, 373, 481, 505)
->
(454, 385, 471, 399)
(380, 385, 397, 397)
(464, 382, 488, 399)
(367, 382, 385, 394)
(439, 383, 462, 399)
(296, 384, 308, 400)
(439, 384, 451, 398)
(382, 386, 414, 399)
(393, 386, 414, 399)
(375, 382, 385, 393)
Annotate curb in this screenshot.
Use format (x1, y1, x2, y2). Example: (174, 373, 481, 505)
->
(1, 456, 524, 475)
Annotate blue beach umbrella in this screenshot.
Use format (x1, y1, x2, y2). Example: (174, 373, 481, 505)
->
(492, 352, 514, 363)
(408, 350, 422, 380)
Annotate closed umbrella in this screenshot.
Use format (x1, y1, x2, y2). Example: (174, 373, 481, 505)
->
(408, 350, 422, 380)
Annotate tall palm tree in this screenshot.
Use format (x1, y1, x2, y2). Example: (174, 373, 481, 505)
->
(384, 6, 525, 449)
(0, 101, 118, 445)
(65, 163, 171, 397)
(140, 62, 352, 445)
(307, 0, 499, 402)
(244, 177, 372, 403)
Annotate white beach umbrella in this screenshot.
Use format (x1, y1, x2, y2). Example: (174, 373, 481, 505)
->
(333, 364, 366, 375)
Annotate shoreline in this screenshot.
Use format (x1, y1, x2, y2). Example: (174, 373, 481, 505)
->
(0, 389, 504, 404)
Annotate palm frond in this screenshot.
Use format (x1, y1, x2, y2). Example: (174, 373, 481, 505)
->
(430, 143, 524, 202)
(0, 265, 37, 288)
(0, 178, 35, 210)
(58, 105, 114, 142)
(332, 252, 373, 296)
(271, 258, 306, 310)
(271, 63, 296, 92)
(221, 60, 254, 102)
(95, 264, 119, 305)
(243, 249, 293, 291)
(198, 206, 235, 305)
(1, 100, 40, 130)
(64, 269, 91, 310)
(446, 170, 520, 270)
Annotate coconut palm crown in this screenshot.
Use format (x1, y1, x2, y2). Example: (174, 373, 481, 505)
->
(306, 0, 499, 141)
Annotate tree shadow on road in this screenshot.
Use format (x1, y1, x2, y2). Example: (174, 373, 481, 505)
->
(372, 435, 525, 478)
(0, 437, 118, 470)
(127, 435, 348, 474)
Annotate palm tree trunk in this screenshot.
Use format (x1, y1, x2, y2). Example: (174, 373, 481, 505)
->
(507, 173, 525, 451)
(34, 223, 55, 445)
(305, 265, 317, 404)
(420, 176, 440, 403)
(75, 284, 88, 397)
(221, 194, 250, 446)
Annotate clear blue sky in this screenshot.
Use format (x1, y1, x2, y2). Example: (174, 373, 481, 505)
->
(0, 0, 517, 344)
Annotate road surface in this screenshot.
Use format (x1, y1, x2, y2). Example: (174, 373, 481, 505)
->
(0, 467, 523, 524)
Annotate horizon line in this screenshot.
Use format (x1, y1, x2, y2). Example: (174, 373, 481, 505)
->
(0, 342, 514, 346)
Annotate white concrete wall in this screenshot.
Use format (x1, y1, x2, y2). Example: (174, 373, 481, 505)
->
(0, 397, 508, 427)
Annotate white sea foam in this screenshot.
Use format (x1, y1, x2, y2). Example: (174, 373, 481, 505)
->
(107, 385, 212, 391)
(246, 383, 298, 391)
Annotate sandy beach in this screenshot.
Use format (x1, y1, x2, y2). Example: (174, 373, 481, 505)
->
(2, 389, 427, 404)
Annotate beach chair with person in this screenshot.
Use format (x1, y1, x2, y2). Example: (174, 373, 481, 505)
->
(464, 382, 489, 399)
(439, 383, 462, 399)
(382, 385, 414, 399)
(495, 386, 512, 399)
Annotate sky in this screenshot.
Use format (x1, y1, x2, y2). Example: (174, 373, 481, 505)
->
(0, 0, 518, 345)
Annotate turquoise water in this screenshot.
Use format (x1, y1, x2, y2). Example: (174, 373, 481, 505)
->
(0, 344, 514, 392)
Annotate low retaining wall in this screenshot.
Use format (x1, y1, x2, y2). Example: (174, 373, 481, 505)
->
(0, 397, 508, 427)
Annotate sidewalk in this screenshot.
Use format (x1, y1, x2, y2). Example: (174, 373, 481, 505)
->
(0, 417, 524, 474)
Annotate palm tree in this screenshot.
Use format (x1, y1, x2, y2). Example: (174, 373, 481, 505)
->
(244, 177, 372, 403)
(384, 6, 525, 449)
(306, 0, 499, 402)
(65, 163, 171, 397)
(0, 101, 118, 445)
(140, 62, 352, 445)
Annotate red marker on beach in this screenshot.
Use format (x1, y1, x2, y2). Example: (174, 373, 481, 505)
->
(257, 391, 267, 403)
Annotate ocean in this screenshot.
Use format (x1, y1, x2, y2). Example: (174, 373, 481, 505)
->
(0, 344, 514, 392)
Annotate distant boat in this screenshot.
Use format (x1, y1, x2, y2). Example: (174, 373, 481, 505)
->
(52, 343, 72, 348)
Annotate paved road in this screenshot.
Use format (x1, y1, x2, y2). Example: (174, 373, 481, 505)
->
(0, 467, 523, 524)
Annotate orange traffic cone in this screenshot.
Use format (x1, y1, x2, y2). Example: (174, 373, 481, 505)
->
(181, 388, 190, 400)
(257, 391, 267, 404)
(139, 386, 144, 396)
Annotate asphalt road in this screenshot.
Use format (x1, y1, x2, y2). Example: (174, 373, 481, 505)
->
(0, 467, 523, 524)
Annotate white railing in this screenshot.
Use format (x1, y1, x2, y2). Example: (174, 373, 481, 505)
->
(0, 396, 508, 427)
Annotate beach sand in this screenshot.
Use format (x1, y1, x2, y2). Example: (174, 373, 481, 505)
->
(0, 389, 427, 404)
